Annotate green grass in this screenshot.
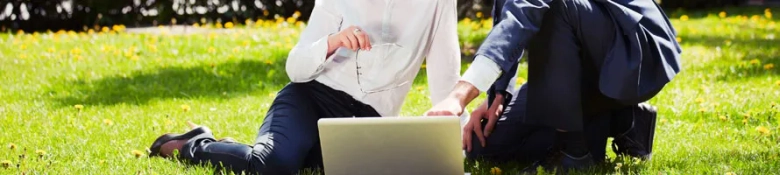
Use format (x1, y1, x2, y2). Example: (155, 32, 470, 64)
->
(1, 7, 779, 175)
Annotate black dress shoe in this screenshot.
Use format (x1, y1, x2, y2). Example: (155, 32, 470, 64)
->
(611, 103, 657, 160)
(149, 126, 212, 157)
(520, 149, 596, 174)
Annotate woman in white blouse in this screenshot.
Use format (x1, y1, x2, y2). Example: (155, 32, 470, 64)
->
(147, 0, 461, 174)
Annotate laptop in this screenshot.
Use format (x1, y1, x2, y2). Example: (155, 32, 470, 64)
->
(318, 117, 464, 175)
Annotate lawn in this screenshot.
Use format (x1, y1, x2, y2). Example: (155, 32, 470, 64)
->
(1, 7, 779, 175)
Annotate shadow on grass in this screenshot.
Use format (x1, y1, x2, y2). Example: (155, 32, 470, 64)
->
(53, 59, 290, 107)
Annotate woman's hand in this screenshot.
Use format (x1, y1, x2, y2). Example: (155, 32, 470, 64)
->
(327, 26, 372, 55)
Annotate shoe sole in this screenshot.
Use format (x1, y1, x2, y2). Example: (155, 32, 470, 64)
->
(148, 126, 211, 157)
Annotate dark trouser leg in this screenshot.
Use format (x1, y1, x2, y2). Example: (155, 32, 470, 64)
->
(179, 81, 379, 175)
(525, 0, 623, 132)
(466, 84, 611, 163)
(467, 85, 556, 163)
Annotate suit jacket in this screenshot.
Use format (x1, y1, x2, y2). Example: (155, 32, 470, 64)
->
(482, 0, 682, 106)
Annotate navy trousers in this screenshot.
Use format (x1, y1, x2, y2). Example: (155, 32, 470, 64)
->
(467, 84, 633, 163)
(524, 0, 628, 131)
(180, 81, 379, 175)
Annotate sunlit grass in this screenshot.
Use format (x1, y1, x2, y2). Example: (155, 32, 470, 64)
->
(1, 7, 779, 175)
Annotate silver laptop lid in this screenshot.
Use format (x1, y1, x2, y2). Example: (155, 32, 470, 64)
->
(318, 117, 463, 175)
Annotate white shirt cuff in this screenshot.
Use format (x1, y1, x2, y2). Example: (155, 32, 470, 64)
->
(460, 55, 502, 92)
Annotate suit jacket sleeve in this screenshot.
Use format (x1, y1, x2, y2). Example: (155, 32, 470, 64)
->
(480, 0, 551, 106)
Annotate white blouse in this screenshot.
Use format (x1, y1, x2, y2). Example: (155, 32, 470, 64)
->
(285, 0, 461, 116)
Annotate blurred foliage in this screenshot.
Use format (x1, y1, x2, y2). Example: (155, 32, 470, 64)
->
(0, 0, 496, 32)
(660, 0, 748, 9)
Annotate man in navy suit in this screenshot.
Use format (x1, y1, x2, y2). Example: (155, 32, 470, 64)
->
(426, 0, 681, 172)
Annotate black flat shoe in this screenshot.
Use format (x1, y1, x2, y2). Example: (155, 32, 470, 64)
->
(148, 126, 212, 157)
(611, 103, 657, 160)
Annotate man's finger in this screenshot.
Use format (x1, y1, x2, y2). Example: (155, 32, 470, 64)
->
(483, 113, 498, 137)
(483, 95, 504, 137)
(463, 124, 472, 152)
(473, 121, 486, 148)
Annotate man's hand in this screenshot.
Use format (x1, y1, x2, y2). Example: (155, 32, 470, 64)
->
(462, 94, 504, 152)
(483, 94, 504, 137)
(463, 100, 487, 152)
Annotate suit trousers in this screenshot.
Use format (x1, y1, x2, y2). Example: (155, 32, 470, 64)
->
(525, 0, 628, 131)
(179, 81, 380, 175)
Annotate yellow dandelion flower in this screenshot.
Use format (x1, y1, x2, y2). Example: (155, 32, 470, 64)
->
(660, 118, 668, 124)
(103, 119, 114, 126)
(101, 26, 110, 33)
(462, 18, 472, 24)
(208, 47, 216, 54)
(698, 108, 707, 112)
(47, 47, 56, 53)
(676, 37, 682, 43)
(680, 15, 689, 21)
(265, 60, 273, 65)
(181, 105, 191, 112)
(719, 115, 728, 121)
(74, 104, 84, 110)
(36, 150, 46, 156)
(193, 23, 200, 28)
(9, 143, 16, 150)
(751, 15, 761, 22)
(476, 12, 484, 18)
(1, 160, 11, 168)
(225, 22, 234, 29)
(16, 30, 24, 35)
(764, 64, 774, 70)
(719, 11, 727, 18)
(695, 97, 704, 104)
(490, 167, 502, 175)
(725, 172, 736, 175)
(293, 11, 302, 18)
(750, 59, 760, 65)
(88, 29, 95, 34)
(756, 126, 770, 135)
(742, 119, 748, 124)
(776, 80, 780, 86)
(243, 41, 251, 47)
(71, 48, 82, 55)
(766, 11, 773, 19)
(263, 10, 269, 16)
(131, 150, 144, 158)
(130, 55, 140, 61)
(287, 17, 296, 24)
(215, 23, 223, 29)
